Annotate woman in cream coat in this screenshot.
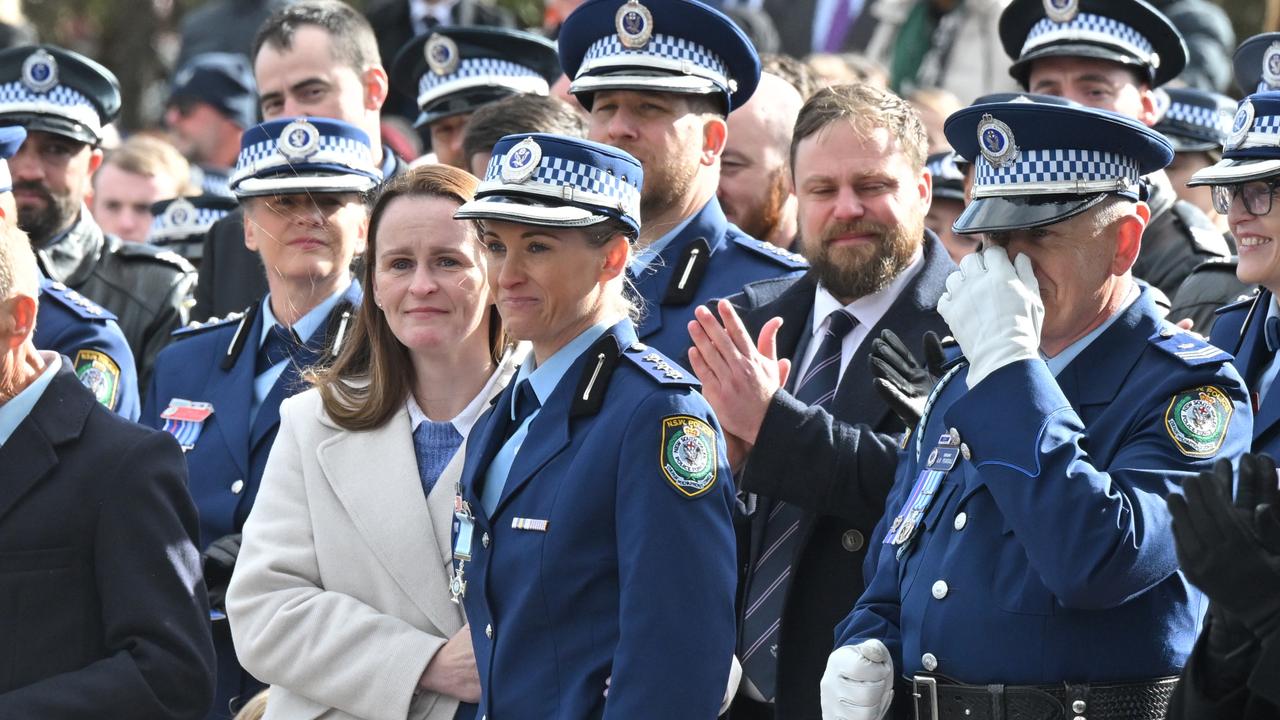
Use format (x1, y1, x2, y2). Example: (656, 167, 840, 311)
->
(226, 165, 516, 720)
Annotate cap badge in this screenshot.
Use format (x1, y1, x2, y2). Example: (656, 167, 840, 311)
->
(977, 114, 1019, 168)
(616, 0, 654, 50)
(500, 137, 542, 184)
(425, 34, 460, 76)
(21, 49, 58, 94)
(1043, 0, 1077, 23)
(1263, 41, 1280, 90)
(163, 198, 197, 230)
(1226, 100, 1254, 151)
(277, 119, 321, 161)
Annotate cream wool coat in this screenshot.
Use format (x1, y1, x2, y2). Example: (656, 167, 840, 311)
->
(226, 351, 521, 720)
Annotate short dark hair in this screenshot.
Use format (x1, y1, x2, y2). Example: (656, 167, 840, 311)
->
(761, 53, 817, 100)
(462, 94, 588, 163)
(252, 0, 381, 75)
(790, 84, 928, 172)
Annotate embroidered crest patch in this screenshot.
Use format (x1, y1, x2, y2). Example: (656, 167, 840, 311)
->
(73, 349, 120, 409)
(1165, 385, 1233, 457)
(660, 415, 717, 497)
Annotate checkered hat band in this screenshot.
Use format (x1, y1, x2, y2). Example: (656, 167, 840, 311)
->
(975, 148, 1140, 192)
(483, 150, 640, 214)
(231, 134, 376, 184)
(1022, 14, 1153, 59)
(0, 81, 101, 134)
(1237, 114, 1280, 149)
(1166, 102, 1226, 132)
(579, 33, 729, 86)
(149, 207, 227, 240)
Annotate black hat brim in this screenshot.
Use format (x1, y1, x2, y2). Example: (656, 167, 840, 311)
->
(1009, 43, 1156, 87)
(2, 112, 98, 146)
(953, 193, 1108, 235)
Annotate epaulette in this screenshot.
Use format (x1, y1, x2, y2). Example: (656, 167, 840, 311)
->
(1148, 327, 1232, 366)
(1213, 291, 1260, 316)
(171, 309, 247, 339)
(40, 280, 117, 322)
(730, 234, 808, 269)
(621, 342, 701, 388)
(1190, 255, 1239, 273)
(113, 242, 196, 272)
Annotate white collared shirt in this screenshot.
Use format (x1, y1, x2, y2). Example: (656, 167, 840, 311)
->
(409, 0, 461, 34)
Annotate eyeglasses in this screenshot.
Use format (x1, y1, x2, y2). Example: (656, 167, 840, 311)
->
(1212, 180, 1280, 216)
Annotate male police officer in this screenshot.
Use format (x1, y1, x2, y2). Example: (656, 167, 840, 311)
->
(820, 100, 1252, 720)
(557, 0, 807, 362)
(391, 26, 562, 169)
(0, 44, 196, 384)
(999, 0, 1231, 297)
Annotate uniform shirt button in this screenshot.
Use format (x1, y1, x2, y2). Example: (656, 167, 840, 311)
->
(482, 533, 490, 548)
(485, 623, 493, 639)
(960, 443, 971, 461)
(841, 529, 865, 552)
(231, 479, 244, 494)
(953, 512, 967, 531)
(1072, 700, 1086, 713)
(931, 580, 949, 599)
(921, 653, 938, 671)
(948, 427, 960, 442)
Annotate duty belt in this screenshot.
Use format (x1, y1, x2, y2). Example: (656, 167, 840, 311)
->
(911, 673, 1178, 720)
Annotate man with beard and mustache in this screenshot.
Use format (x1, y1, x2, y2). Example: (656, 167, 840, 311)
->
(718, 71, 805, 249)
(0, 45, 196, 385)
(556, 0, 808, 363)
(686, 83, 955, 720)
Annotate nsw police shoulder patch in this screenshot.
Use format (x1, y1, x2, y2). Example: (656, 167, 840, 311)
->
(74, 349, 120, 410)
(1164, 385, 1233, 458)
(660, 415, 717, 498)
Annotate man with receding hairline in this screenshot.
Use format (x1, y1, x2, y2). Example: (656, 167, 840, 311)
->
(719, 72, 804, 249)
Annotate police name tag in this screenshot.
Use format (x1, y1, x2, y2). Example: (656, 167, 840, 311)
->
(161, 399, 214, 451)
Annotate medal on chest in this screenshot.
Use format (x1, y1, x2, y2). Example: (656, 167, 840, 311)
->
(884, 430, 961, 557)
(450, 490, 475, 603)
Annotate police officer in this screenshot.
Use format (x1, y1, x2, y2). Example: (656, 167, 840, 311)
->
(924, 151, 977, 263)
(141, 117, 376, 720)
(557, 0, 807, 362)
(1233, 32, 1280, 95)
(165, 52, 258, 198)
(0, 44, 196, 384)
(820, 100, 1252, 720)
(149, 194, 238, 268)
(998, 0, 1231, 298)
(391, 26, 562, 169)
(452, 133, 737, 717)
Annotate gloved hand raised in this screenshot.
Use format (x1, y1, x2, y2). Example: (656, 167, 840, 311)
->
(869, 329, 950, 428)
(820, 640, 894, 720)
(936, 246, 1044, 388)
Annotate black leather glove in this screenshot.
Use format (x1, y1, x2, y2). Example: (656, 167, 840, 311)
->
(869, 329, 948, 428)
(202, 533, 242, 613)
(1168, 454, 1280, 637)
(1198, 603, 1258, 696)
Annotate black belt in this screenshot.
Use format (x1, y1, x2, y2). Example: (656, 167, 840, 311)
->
(911, 673, 1178, 720)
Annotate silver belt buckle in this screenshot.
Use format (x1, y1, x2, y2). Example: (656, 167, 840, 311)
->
(913, 675, 939, 720)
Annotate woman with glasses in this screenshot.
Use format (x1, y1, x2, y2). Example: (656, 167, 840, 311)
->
(1166, 90, 1280, 720)
(450, 133, 738, 718)
(142, 117, 376, 719)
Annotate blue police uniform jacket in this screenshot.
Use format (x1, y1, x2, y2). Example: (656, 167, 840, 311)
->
(1209, 289, 1280, 458)
(34, 277, 139, 421)
(139, 281, 360, 720)
(629, 197, 806, 362)
(835, 285, 1252, 685)
(456, 319, 737, 719)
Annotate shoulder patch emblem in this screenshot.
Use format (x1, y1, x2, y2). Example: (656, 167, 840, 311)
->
(1164, 385, 1233, 458)
(660, 415, 718, 498)
(74, 349, 121, 410)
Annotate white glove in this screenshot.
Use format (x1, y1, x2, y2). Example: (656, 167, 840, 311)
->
(719, 655, 742, 716)
(819, 640, 894, 720)
(936, 246, 1044, 388)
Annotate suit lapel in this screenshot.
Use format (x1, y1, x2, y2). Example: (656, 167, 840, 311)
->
(319, 408, 461, 632)
(208, 310, 259, 476)
(461, 383, 518, 525)
(0, 366, 93, 523)
(492, 380, 574, 517)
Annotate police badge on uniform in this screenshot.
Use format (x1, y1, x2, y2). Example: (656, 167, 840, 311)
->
(1226, 100, 1255, 151)
(1264, 42, 1280, 91)
(1164, 386, 1233, 458)
(1043, 0, 1077, 23)
(73, 349, 120, 410)
(661, 415, 717, 498)
(500, 137, 542, 184)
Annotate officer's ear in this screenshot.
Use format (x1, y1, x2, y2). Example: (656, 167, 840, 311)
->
(918, 167, 933, 212)
(0, 293, 37, 349)
(1110, 201, 1150, 275)
(701, 115, 728, 167)
(362, 65, 390, 113)
(1135, 86, 1159, 128)
(598, 232, 629, 283)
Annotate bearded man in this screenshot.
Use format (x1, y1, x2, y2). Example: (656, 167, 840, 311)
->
(686, 83, 955, 720)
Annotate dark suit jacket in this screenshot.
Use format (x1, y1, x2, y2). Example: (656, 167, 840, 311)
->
(1166, 610, 1280, 720)
(0, 362, 215, 718)
(728, 232, 954, 720)
(764, 0, 884, 61)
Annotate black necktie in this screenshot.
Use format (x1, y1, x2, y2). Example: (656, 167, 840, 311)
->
(256, 324, 300, 376)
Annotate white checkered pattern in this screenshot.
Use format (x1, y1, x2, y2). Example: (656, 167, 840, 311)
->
(482, 148, 641, 216)
(1022, 13, 1154, 61)
(230, 133, 376, 185)
(416, 58, 550, 108)
(1237, 113, 1280, 150)
(0, 80, 100, 135)
(579, 33, 729, 86)
(974, 148, 1140, 196)
(149, 207, 229, 241)
(1166, 101, 1226, 133)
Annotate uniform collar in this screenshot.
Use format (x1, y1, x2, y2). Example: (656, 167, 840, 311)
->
(408, 343, 530, 434)
(631, 213, 697, 274)
(809, 248, 925, 338)
(34, 205, 105, 288)
(259, 280, 352, 349)
(0, 352, 60, 448)
(513, 321, 613, 416)
(1043, 280, 1139, 376)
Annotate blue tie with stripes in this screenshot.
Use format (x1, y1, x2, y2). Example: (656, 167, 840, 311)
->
(740, 308, 858, 701)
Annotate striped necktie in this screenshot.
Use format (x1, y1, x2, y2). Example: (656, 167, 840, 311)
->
(739, 308, 858, 701)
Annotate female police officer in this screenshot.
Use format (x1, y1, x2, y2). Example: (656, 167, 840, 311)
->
(451, 133, 737, 719)
(142, 116, 377, 719)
